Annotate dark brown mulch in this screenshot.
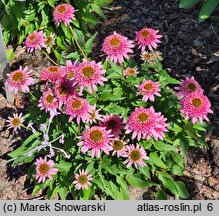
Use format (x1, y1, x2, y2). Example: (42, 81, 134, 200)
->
(0, 0, 219, 199)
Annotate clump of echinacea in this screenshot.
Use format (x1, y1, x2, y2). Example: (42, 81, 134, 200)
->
(53, 3, 77, 26)
(180, 92, 213, 124)
(102, 31, 134, 63)
(123, 67, 139, 77)
(77, 126, 113, 158)
(24, 31, 47, 53)
(75, 59, 107, 94)
(6, 113, 25, 132)
(6, 66, 35, 94)
(99, 114, 125, 138)
(73, 169, 93, 190)
(125, 107, 169, 141)
(136, 27, 162, 51)
(136, 79, 161, 102)
(123, 144, 149, 169)
(35, 157, 58, 183)
(175, 76, 204, 98)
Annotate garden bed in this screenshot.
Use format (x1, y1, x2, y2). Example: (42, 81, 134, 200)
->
(0, 0, 219, 200)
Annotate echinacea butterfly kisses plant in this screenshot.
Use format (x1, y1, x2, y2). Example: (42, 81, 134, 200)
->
(4, 3, 213, 200)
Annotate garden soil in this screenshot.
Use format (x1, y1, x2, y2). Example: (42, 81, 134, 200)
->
(0, 0, 219, 199)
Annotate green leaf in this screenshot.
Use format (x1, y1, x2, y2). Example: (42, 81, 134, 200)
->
(179, 138, 189, 157)
(126, 174, 157, 188)
(179, 0, 200, 8)
(91, 4, 106, 18)
(100, 91, 125, 101)
(83, 187, 95, 200)
(175, 181, 189, 199)
(199, 0, 219, 21)
(153, 141, 176, 152)
(157, 173, 179, 197)
(54, 161, 72, 172)
(148, 152, 168, 169)
(82, 13, 101, 24)
(58, 187, 68, 200)
(116, 176, 128, 191)
(155, 190, 167, 200)
(85, 32, 98, 54)
(171, 152, 185, 168)
(139, 166, 151, 179)
(6, 48, 15, 62)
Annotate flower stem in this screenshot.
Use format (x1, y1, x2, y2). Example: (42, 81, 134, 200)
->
(42, 50, 58, 66)
(69, 25, 87, 59)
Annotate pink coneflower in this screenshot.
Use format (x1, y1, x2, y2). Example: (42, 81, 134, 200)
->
(123, 144, 149, 169)
(111, 137, 129, 157)
(6, 113, 25, 132)
(54, 77, 78, 105)
(73, 169, 93, 190)
(75, 59, 107, 94)
(175, 76, 204, 98)
(35, 157, 58, 183)
(38, 88, 59, 118)
(63, 60, 79, 80)
(40, 66, 62, 83)
(87, 105, 103, 124)
(102, 31, 134, 63)
(100, 114, 124, 138)
(53, 3, 77, 26)
(65, 97, 91, 124)
(24, 31, 46, 53)
(136, 27, 162, 51)
(125, 107, 169, 141)
(136, 80, 161, 102)
(180, 92, 213, 124)
(123, 67, 139, 77)
(6, 66, 35, 94)
(77, 126, 113, 158)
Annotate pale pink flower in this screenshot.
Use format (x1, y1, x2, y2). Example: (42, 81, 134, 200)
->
(77, 126, 113, 158)
(73, 169, 93, 190)
(141, 51, 154, 62)
(6, 66, 35, 94)
(100, 114, 124, 138)
(53, 3, 77, 26)
(123, 67, 139, 77)
(102, 31, 134, 63)
(136, 79, 161, 102)
(75, 59, 107, 94)
(24, 31, 46, 53)
(38, 88, 59, 118)
(87, 105, 103, 124)
(54, 77, 78, 105)
(174, 76, 204, 98)
(123, 144, 149, 169)
(180, 92, 213, 124)
(6, 113, 25, 132)
(65, 97, 91, 124)
(40, 66, 62, 83)
(35, 157, 58, 183)
(136, 27, 162, 51)
(125, 107, 169, 141)
(111, 137, 129, 157)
